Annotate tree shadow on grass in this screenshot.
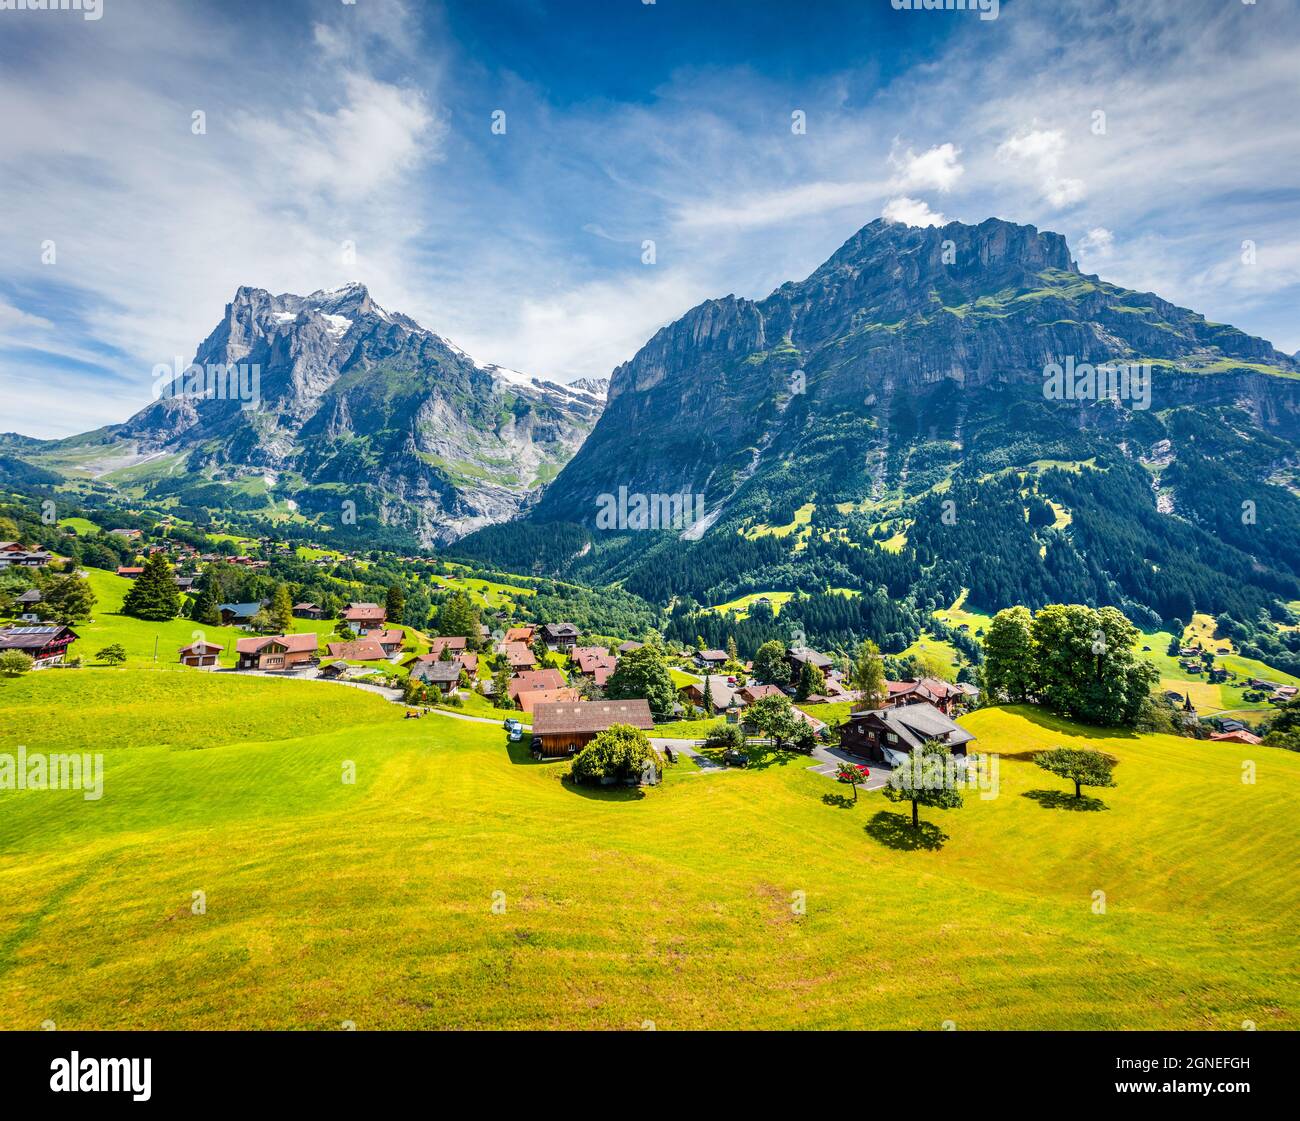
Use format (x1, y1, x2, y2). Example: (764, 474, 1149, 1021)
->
(561, 779, 646, 802)
(822, 792, 856, 809)
(864, 810, 948, 851)
(1022, 789, 1108, 812)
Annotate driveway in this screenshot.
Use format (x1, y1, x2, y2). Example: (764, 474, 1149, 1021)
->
(650, 737, 729, 773)
(806, 743, 891, 790)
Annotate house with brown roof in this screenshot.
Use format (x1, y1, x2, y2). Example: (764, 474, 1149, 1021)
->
(178, 640, 223, 668)
(235, 633, 318, 671)
(115, 566, 144, 579)
(531, 699, 655, 757)
(429, 636, 468, 658)
(571, 646, 617, 676)
(884, 677, 961, 715)
(681, 675, 739, 714)
(292, 602, 324, 620)
(369, 628, 406, 655)
(504, 625, 536, 644)
(737, 683, 785, 705)
(501, 641, 537, 670)
(1210, 729, 1262, 745)
(696, 648, 729, 668)
(515, 687, 581, 714)
(326, 639, 387, 662)
(0, 624, 78, 668)
(342, 602, 386, 634)
(786, 646, 833, 678)
(509, 668, 566, 704)
(839, 705, 975, 765)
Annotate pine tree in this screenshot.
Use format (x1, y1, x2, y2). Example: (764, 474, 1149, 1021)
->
(121, 553, 180, 621)
(386, 583, 405, 625)
(270, 583, 294, 633)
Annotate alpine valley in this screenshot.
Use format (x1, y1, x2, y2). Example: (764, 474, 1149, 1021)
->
(5, 217, 1300, 650)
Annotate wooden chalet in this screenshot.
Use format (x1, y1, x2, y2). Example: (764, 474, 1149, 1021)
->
(508, 668, 566, 704)
(839, 705, 974, 765)
(0, 624, 78, 668)
(342, 602, 386, 634)
(292, 602, 324, 620)
(234, 633, 318, 671)
(501, 641, 537, 670)
(326, 639, 387, 662)
(531, 699, 655, 758)
(540, 622, 579, 652)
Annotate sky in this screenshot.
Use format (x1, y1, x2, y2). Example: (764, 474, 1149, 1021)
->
(2, 0, 1299, 438)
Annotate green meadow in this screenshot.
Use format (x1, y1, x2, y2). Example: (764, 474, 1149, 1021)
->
(1, 667, 1296, 1030)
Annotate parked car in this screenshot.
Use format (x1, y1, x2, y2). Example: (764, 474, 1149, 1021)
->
(502, 717, 522, 733)
(723, 749, 749, 768)
(508, 727, 523, 743)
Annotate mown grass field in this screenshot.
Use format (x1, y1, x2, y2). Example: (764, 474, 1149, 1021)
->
(1, 668, 1296, 1030)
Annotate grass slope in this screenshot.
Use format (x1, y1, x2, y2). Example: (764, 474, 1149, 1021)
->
(1, 673, 1296, 1030)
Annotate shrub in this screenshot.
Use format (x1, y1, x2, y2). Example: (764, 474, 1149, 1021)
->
(0, 650, 34, 677)
(703, 724, 745, 751)
(570, 724, 657, 784)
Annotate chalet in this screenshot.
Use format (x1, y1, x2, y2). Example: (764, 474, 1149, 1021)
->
(787, 646, 833, 678)
(219, 601, 264, 627)
(515, 687, 581, 714)
(409, 659, 462, 689)
(115, 566, 144, 579)
(178, 640, 223, 668)
(884, 678, 961, 715)
(1210, 729, 1262, 745)
(14, 588, 42, 622)
(540, 622, 580, 652)
(682, 675, 739, 714)
(0, 546, 51, 568)
(234, 633, 318, 671)
(428, 636, 468, 658)
(456, 652, 479, 675)
(505, 625, 536, 644)
(292, 602, 324, 620)
(571, 646, 617, 676)
(174, 575, 196, 593)
(737, 683, 784, 705)
(531, 699, 655, 758)
(370, 628, 406, 656)
(509, 668, 566, 704)
(696, 649, 729, 668)
(617, 640, 643, 654)
(839, 705, 975, 765)
(342, 602, 386, 634)
(501, 641, 537, 670)
(0, 624, 78, 667)
(326, 639, 387, 662)
(319, 661, 371, 681)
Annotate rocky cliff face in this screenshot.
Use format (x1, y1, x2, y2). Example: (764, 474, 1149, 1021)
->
(109, 283, 603, 543)
(533, 217, 1300, 528)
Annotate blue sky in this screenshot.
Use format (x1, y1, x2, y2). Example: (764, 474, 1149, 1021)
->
(2, 0, 1299, 437)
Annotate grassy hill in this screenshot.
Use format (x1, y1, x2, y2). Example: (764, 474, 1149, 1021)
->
(1, 669, 1295, 1029)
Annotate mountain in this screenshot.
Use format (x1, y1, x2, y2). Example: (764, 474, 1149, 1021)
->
(461, 217, 1300, 640)
(5, 283, 604, 544)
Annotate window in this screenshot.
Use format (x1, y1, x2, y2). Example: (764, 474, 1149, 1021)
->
(886, 732, 898, 743)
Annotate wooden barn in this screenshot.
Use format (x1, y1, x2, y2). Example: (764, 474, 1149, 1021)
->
(531, 699, 655, 758)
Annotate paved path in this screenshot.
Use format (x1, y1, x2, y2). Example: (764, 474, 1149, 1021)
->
(805, 743, 891, 790)
(650, 737, 729, 773)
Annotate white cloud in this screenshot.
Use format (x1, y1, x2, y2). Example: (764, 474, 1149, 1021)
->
(996, 127, 1086, 209)
(1078, 227, 1115, 257)
(889, 142, 964, 193)
(881, 197, 948, 228)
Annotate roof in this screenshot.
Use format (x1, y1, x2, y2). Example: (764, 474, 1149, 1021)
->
(533, 699, 655, 736)
(0, 624, 78, 650)
(541, 622, 579, 639)
(846, 704, 975, 753)
(370, 629, 405, 645)
(342, 602, 386, 621)
(178, 640, 223, 654)
(15, 589, 42, 603)
(739, 683, 784, 703)
(411, 659, 462, 684)
(235, 633, 318, 655)
(116, 566, 144, 576)
(502, 641, 536, 667)
(1210, 730, 1262, 744)
(429, 635, 467, 655)
(572, 646, 617, 674)
(292, 602, 320, 611)
(617, 640, 643, 653)
(684, 675, 738, 709)
(515, 687, 581, 713)
(326, 640, 387, 661)
(510, 668, 566, 696)
(788, 646, 833, 670)
(698, 649, 728, 661)
(504, 626, 535, 643)
(220, 601, 263, 617)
